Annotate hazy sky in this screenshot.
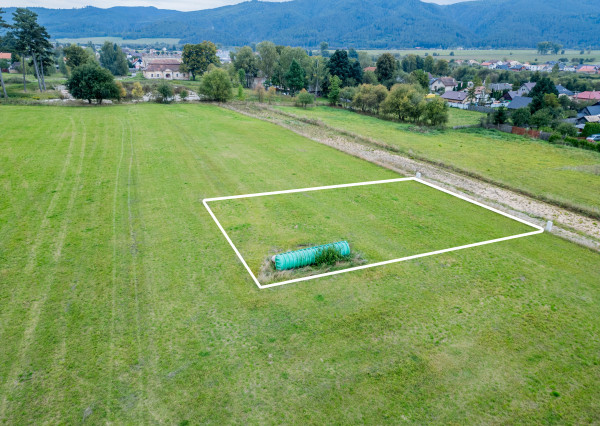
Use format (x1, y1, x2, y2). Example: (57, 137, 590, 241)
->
(2, 0, 470, 12)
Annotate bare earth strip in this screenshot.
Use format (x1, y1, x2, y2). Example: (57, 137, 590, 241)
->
(223, 103, 600, 251)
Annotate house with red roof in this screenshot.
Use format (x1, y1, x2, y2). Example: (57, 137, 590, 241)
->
(577, 65, 598, 74)
(573, 91, 600, 101)
(0, 53, 10, 72)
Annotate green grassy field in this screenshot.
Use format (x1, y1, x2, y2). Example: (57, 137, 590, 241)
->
(1, 75, 65, 100)
(275, 105, 600, 216)
(1, 103, 599, 423)
(363, 49, 600, 64)
(211, 180, 535, 283)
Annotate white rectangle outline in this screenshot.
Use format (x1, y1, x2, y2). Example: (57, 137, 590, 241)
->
(203, 177, 544, 290)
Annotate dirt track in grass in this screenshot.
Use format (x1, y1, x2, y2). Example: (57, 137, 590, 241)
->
(224, 102, 600, 251)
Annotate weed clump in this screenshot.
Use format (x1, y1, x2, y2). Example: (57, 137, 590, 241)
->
(314, 245, 350, 266)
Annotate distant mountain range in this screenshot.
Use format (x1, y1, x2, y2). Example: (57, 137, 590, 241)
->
(3, 0, 600, 49)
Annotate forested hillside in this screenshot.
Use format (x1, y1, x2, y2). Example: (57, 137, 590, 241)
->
(3, 0, 599, 48)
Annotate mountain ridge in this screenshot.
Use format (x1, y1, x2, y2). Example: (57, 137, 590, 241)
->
(2, 0, 599, 48)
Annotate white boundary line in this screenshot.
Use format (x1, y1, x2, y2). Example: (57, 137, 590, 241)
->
(203, 177, 544, 290)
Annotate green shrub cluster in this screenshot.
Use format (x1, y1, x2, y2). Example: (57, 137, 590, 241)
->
(549, 135, 600, 152)
(581, 123, 600, 138)
(314, 246, 349, 266)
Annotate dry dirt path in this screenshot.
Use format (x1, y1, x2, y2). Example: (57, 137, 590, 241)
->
(223, 102, 600, 251)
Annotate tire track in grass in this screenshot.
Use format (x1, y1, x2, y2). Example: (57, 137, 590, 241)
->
(0, 111, 67, 243)
(0, 117, 87, 420)
(107, 117, 126, 420)
(23, 117, 78, 274)
(126, 109, 163, 423)
(124, 109, 161, 423)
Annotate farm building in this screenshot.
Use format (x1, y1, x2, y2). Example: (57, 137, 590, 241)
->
(143, 58, 189, 80)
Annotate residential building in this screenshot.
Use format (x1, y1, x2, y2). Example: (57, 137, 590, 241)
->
(577, 102, 600, 118)
(555, 84, 574, 97)
(577, 115, 600, 125)
(507, 96, 533, 110)
(441, 90, 468, 106)
(573, 91, 600, 101)
(429, 77, 458, 93)
(501, 91, 519, 101)
(517, 82, 536, 96)
(490, 83, 512, 92)
(577, 65, 598, 74)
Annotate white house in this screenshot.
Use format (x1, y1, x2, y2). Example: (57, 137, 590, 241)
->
(429, 77, 458, 93)
(143, 58, 189, 80)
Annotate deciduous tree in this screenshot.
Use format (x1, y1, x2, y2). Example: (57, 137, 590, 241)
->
(66, 62, 119, 104)
(232, 46, 258, 88)
(256, 41, 278, 80)
(181, 41, 219, 81)
(382, 84, 425, 122)
(199, 67, 232, 102)
(131, 81, 144, 100)
(327, 74, 341, 105)
(511, 108, 531, 127)
(63, 44, 92, 69)
(156, 81, 173, 103)
(424, 97, 449, 126)
(99, 41, 128, 76)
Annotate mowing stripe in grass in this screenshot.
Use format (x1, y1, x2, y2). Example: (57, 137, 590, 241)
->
(0, 115, 87, 419)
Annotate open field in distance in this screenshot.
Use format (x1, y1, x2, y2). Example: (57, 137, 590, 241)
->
(363, 49, 599, 63)
(55, 37, 181, 45)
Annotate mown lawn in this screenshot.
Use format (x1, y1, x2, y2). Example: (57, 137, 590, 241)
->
(0, 103, 599, 424)
(447, 107, 484, 127)
(211, 180, 535, 283)
(275, 105, 600, 215)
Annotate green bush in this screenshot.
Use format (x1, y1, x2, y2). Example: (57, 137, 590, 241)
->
(564, 136, 580, 147)
(199, 68, 233, 102)
(295, 89, 314, 108)
(314, 246, 349, 266)
(555, 122, 578, 137)
(562, 136, 600, 152)
(548, 133, 563, 144)
(581, 123, 600, 138)
(156, 82, 174, 103)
